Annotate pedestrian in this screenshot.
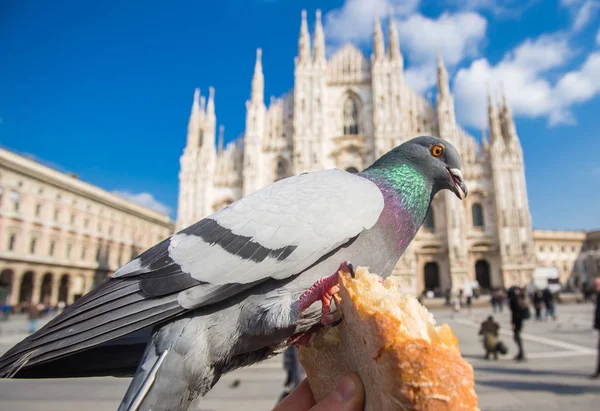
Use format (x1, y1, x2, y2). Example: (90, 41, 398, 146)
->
(1, 303, 11, 321)
(491, 288, 498, 312)
(444, 288, 451, 306)
(508, 286, 529, 361)
(533, 289, 543, 321)
(590, 277, 600, 379)
(495, 287, 505, 313)
(542, 288, 556, 320)
(479, 316, 500, 360)
(27, 303, 40, 334)
(452, 291, 461, 317)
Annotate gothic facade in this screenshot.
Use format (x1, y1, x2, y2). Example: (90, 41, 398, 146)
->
(177, 10, 539, 295)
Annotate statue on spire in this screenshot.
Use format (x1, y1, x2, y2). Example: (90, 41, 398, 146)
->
(387, 8, 401, 61)
(487, 90, 502, 146)
(206, 86, 215, 118)
(251, 48, 264, 104)
(313, 9, 325, 63)
(298, 9, 311, 62)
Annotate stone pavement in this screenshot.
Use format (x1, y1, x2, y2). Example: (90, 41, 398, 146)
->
(0, 304, 599, 410)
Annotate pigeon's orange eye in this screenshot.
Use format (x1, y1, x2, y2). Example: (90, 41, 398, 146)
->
(431, 144, 445, 157)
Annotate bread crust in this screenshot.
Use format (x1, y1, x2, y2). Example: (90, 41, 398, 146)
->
(298, 267, 479, 411)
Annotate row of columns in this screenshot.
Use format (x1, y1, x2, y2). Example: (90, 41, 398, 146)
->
(0, 269, 93, 307)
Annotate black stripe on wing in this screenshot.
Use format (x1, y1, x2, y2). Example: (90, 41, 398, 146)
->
(181, 218, 297, 263)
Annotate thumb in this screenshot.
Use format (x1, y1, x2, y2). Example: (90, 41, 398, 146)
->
(309, 373, 365, 411)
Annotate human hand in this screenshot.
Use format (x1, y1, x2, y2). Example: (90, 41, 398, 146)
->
(273, 373, 365, 411)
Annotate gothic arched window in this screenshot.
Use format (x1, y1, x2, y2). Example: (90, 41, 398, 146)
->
(198, 129, 204, 147)
(424, 208, 435, 230)
(343, 97, 359, 135)
(472, 203, 484, 227)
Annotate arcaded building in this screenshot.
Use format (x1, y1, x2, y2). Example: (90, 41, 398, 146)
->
(0, 147, 174, 307)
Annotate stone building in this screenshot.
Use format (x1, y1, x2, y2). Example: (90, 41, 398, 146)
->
(0, 147, 174, 308)
(176, 10, 594, 294)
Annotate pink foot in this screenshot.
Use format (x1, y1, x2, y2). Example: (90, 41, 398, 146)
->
(295, 261, 355, 326)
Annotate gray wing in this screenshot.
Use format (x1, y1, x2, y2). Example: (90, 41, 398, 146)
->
(0, 169, 383, 376)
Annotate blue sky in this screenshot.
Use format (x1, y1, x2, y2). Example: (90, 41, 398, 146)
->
(1, 0, 599, 230)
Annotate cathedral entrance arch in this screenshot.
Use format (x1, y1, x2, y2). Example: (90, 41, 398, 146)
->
(424, 262, 440, 291)
(345, 166, 359, 174)
(475, 260, 491, 291)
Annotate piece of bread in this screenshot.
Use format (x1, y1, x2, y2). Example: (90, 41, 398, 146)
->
(298, 267, 479, 411)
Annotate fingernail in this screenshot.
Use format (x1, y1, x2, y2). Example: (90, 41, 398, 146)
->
(335, 375, 356, 402)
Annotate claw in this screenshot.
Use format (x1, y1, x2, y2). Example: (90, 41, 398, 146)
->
(295, 261, 357, 327)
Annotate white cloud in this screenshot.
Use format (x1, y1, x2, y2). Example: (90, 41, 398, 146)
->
(113, 191, 172, 215)
(573, 0, 599, 31)
(325, 2, 488, 94)
(399, 12, 487, 92)
(453, 35, 571, 127)
(551, 51, 600, 123)
(453, 34, 600, 128)
(561, 0, 599, 31)
(324, 0, 420, 46)
(448, 0, 536, 18)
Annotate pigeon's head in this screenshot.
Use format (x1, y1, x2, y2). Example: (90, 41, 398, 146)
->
(368, 136, 468, 200)
(402, 136, 468, 200)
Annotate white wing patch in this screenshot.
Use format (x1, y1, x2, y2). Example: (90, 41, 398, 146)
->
(168, 170, 384, 285)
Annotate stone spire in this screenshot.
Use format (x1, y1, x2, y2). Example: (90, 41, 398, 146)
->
(488, 92, 502, 146)
(298, 9, 311, 62)
(187, 88, 202, 146)
(206, 87, 215, 119)
(437, 53, 450, 97)
(501, 88, 518, 144)
(218, 125, 224, 155)
(373, 14, 385, 61)
(251, 48, 264, 104)
(313, 9, 325, 63)
(189, 88, 201, 123)
(387, 9, 401, 61)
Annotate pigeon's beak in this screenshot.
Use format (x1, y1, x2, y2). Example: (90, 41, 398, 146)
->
(447, 168, 468, 200)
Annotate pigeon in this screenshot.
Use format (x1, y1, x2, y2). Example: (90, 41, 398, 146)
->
(0, 136, 467, 410)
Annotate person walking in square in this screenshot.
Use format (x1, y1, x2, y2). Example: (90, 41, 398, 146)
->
(543, 288, 556, 320)
(508, 286, 529, 361)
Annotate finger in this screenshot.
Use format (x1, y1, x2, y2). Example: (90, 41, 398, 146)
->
(309, 373, 365, 411)
(272, 378, 316, 411)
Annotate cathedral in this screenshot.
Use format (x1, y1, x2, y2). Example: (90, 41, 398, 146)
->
(176, 10, 538, 295)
